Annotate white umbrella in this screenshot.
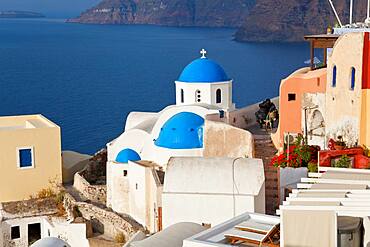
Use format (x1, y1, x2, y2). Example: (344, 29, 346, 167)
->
(304, 57, 321, 64)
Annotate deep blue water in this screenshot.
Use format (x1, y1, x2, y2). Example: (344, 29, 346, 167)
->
(0, 19, 309, 154)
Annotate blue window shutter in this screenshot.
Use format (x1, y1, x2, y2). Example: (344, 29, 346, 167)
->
(19, 149, 32, 167)
(332, 66, 337, 87)
(351, 67, 356, 90)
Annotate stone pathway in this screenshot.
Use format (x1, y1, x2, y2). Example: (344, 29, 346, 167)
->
(247, 124, 279, 215)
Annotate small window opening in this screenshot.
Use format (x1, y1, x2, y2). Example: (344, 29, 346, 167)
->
(180, 89, 184, 103)
(11, 226, 20, 240)
(216, 89, 222, 103)
(123, 170, 128, 176)
(195, 90, 201, 103)
(288, 93, 296, 101)
(18, 148, 33, 168)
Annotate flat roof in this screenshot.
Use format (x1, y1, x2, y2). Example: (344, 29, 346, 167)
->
(0, 114, 59, 131)
(304, 34, 340, 40)
(183, 212, 279, 247)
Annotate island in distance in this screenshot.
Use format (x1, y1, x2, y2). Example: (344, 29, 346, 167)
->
(0, 11, 45, 18)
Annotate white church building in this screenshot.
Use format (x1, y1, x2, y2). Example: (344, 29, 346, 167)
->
(107, 49, 236, 167)
(106, 50, 262, 232)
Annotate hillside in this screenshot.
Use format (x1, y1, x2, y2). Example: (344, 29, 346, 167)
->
(66, 0, 256, 27)
(235, 0, 368, 42)
(68, 0, 369, 42)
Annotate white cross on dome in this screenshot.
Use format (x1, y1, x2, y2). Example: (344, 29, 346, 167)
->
(200, 49, 207, 59)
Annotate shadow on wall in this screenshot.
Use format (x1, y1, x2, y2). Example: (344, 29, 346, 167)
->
(91, 218, 105, 235)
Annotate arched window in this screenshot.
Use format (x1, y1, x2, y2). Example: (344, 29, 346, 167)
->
(216, 89, 222, 103)
(332, 65, 337, 87)
(180, 89, 184, 103)
(350, 67, 356, 90)
(195, 90, 201, 103)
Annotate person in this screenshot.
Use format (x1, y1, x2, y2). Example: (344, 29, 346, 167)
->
(255, 99, 278, 128)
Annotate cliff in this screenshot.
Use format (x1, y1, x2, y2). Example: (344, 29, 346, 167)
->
(68, 0, 369, 42)
(235, 0, 369, 42)
(66, 0, 256, 27)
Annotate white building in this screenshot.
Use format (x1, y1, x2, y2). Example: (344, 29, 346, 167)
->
(162, 157, 265, 228)
(0, 216, 89, 247)
(107, 50, 237, 168)
(107, 160, 163, 233)
(106, 50, 260, 233)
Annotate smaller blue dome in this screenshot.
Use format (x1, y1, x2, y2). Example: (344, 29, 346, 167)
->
(116, 149, 141, 163)
(155, 112, 204, 149)
(178, 58, 230, 83)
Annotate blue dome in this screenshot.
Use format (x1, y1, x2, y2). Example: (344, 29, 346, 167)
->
(155, 112, 204, 149)
(116, 149, 141, 163)
(178, 58, 230, 83)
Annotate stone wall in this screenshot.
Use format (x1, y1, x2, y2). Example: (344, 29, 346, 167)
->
(203, 120, 254, 158)
(63, 193, 144, 242)
(73, 172, 107, 205)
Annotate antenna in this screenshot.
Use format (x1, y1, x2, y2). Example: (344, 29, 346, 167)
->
(328, 0, 343, 27)
(349, 0, 353, 24)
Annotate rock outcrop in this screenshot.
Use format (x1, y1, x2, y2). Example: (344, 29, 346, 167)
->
(67, 0, 256, 27)
(235, 0, 369, 42)
(68, 0, 369, 42)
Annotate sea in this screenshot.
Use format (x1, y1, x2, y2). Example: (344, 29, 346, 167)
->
(0, 18, 309, 154)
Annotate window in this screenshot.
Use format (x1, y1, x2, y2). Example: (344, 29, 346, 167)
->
(216, 89, 222, 103)
(350, 67, 356, 90)
(11, 226, 20, 240)
(332, 65, 337, 87)
(136, 183, 138, 190)
(288, 93, 296, 101)
(18, 147, 33, 168)
(28, 223, 41, 245)
(123, 170, 128, 176)
(180, 89, 184, 103)
(195, 90, 201, 103)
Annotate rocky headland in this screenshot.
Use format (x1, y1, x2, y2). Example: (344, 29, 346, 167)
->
(68, 0, 368, 42)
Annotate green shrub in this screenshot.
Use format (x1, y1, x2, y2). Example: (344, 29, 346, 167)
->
(308, 162, 318, 173)
(333, 155, 351, 168)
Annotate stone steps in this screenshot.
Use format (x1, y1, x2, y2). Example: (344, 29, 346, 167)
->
(253, 133, 279, 216)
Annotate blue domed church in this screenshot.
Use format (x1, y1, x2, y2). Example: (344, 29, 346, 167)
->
(108, 49, 236, 165)
(106, 50, 251, 225)
(175, 49, 235, 110)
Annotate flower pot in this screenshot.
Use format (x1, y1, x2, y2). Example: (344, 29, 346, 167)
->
(280, 167, 308, 204)
(334, 145, 345, 150)
(354, 156, 370, 169)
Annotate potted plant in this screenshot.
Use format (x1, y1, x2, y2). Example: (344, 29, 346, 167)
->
(308, 162, 318, 173)
(271, 134, 320, 203)
(334, 136, 346, 150)
(333, 155, 352, 168)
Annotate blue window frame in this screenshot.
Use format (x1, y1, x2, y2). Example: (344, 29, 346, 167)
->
(350, 67, 356, 90)
(18, 148, 33, 168)
(332, 65, 337, 87)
